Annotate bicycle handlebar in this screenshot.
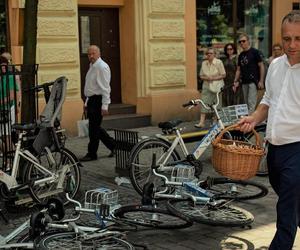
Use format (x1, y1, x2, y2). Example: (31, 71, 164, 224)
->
(24, 81, 55, 93)
(182, 86, 227, 110)
(182, 100, 196, 108)
(30, 81, 55, 91)
(182, 99, 212, 110)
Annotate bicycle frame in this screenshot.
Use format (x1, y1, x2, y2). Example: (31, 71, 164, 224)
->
(156, 92, 225, 169)
(0, 131, 68, 192)
(151, 163, 220, 204)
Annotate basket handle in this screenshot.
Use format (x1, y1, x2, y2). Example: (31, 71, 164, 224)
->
(214, 124, 261, 147)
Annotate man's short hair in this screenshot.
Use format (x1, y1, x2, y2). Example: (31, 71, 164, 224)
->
(239, 33, 250, 41)
(282, 10, 300, 24)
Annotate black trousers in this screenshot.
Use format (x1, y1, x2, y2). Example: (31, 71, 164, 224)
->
(268, 142, 300, 250)
(86, 95, 115, 157)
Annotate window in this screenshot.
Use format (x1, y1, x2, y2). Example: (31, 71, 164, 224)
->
(196, 0, 271, 59)
(293, 2, 300, 10)
(80, 16, 91, 54)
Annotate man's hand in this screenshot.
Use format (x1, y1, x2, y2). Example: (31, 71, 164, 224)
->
(237, 116, 257, 133)
(257, 81, 264, 90)
(101, 109, 109, 116)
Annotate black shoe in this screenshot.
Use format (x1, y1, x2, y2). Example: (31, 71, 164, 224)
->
(80, 154, 97, 162)
(108, 150, 115, 158)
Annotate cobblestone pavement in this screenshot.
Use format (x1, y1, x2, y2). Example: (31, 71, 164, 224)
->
(1, 122, 300, 249)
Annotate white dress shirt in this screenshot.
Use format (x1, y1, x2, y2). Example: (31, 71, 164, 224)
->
(261, 54, 300, 145)
(84, 57, 111, 110)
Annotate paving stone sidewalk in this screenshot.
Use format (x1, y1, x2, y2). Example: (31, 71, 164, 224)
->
(1, 122, 300, 249)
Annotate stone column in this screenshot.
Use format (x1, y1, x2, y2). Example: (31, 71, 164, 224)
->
(134, 0, 198, 123)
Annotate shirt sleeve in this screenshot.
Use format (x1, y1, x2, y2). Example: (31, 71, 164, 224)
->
(260, 62, 271, 107)
(96, 63, 111, 110)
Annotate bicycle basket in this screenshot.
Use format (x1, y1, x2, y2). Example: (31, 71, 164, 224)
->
(171, 164, 195, 183)
(211, 124, 264, 180)
(84, 187, 119, 211)
(219, 104, 249, 127)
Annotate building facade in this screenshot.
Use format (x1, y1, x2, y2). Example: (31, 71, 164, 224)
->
(2, 0, 299, 135)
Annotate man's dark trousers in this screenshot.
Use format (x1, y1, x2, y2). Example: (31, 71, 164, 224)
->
(268, 142, 300, 250)
(87, 95, 115, 158)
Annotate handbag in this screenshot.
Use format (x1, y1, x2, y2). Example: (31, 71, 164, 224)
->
(209, 79, 224, 93)
(77, 111, 89, 137)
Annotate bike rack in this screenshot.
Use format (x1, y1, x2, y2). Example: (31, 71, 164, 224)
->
(114, 129, 139, 177)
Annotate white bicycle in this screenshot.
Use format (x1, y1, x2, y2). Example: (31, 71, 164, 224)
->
(128, 90, 268, 200)
(0, 77, 81, 206)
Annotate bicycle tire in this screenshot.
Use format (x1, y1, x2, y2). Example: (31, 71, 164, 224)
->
(200, 177, 268, 201)
(34, 232, 134, 250)
(128, 138, 181, 195)
(167, 199, 254, 227)
(245, 126, 268, 176)
(113, 204, 193, 229)
(25, 147, 81, 205)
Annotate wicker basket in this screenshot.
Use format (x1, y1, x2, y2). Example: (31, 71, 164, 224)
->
(212, 124, 264, 180)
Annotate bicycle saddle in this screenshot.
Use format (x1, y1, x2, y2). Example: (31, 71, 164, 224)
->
(158, 119, 183, 130)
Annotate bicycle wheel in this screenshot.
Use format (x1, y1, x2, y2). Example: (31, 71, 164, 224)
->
(129, 138, 181, 195)
(34, 232, 134, 250)
(245, 126, 268, 176)
(113, 204, 192, 229)
(200, 177, 268, 201)
(25, 147, 81, 205)
(167, 199, 254, 227)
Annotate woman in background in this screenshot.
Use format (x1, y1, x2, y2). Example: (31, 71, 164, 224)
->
(222, 43, 243, 106)
(268, 43, 283, 64)
(195, 47, 225, 128)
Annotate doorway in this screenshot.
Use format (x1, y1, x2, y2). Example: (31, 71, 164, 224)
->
(78, 8, 121, 103)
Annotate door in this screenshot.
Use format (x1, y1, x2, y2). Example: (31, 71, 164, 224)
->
(78, 8, 121, 103)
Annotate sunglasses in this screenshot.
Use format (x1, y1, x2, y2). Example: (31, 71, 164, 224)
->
(239, 40, 247, 44)
(227, 47, 233, 50)
(206, 52, 213, 55)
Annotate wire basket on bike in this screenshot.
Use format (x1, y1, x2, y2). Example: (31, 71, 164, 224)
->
(171, 164, 195, 183)
(219, 104, 249, 127)
(211, 124, 264, 180)
(84, 187, 119, 211)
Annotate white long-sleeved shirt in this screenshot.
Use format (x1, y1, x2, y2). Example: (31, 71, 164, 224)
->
(84, 57, 111, 110)
(261, 54, 300, 145)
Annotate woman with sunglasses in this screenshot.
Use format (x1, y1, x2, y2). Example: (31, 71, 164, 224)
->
(222, 43, 243, 106)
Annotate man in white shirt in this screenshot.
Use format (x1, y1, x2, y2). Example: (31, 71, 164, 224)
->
(80, 45, 116, 161)
(238, 10, 300, 249)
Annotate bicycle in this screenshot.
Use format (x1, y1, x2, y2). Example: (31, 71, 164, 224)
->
(0, 196, 134, 249)
(128, 90, 268, 199)
(139, 153, 255, 227)
(2, 187, 192, 249)
(0, 76, 81, 207)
